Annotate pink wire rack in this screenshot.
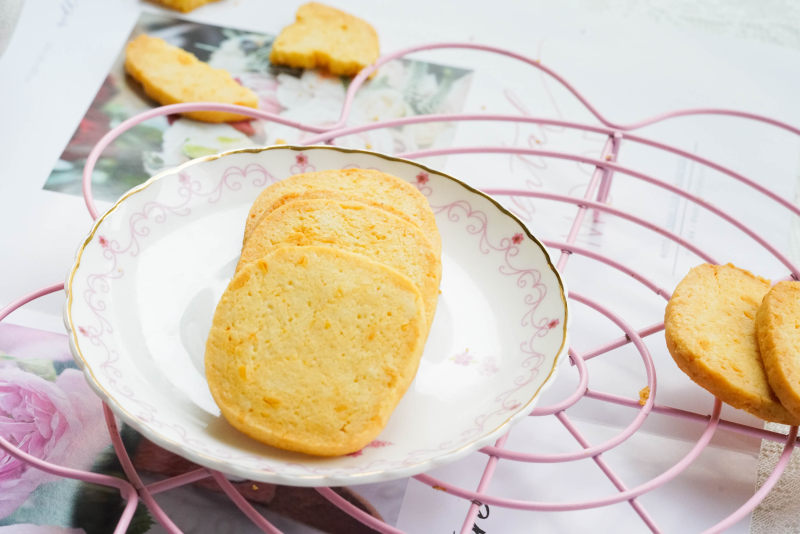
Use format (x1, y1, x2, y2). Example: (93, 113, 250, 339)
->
(2, 41, 800, 534)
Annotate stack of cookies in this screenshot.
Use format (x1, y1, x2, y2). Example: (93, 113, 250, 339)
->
(665, 263, 800, 425)
(204, 168, 441, 456)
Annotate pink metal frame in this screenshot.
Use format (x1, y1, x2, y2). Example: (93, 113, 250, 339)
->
(2, 42, 799, 533)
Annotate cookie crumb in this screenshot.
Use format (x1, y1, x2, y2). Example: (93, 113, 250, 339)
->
(638, 386, 650, 406)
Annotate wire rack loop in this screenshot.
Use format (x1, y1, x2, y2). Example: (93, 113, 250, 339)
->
(2, 40, 798, 533)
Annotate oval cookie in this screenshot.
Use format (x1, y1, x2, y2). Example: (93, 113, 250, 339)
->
(756, 280, 800, 420)
(243, 168, 441, 255)
(237, 198, 441, 327)
(204, 245, 427, 456)
(664, 263, 800, 425)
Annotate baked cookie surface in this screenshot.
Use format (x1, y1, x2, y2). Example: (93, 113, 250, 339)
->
(756, 280, 800, 420)
(146, 0, 219, 12)
(204, 245, 427, 456)
(125, 34, 258, 123)
(237, 198, 441, 327)
(243, 168, 441, 254)
(269, 2, 379, 77)
(664, 263, 800, 425)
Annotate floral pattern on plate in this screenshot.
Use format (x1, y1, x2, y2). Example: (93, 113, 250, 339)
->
(65, 145, 568, 486)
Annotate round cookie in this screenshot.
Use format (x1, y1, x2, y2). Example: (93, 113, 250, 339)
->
(243, 168, 441, 255)
(237, 198, 441, 328)
(664, 263, 800, 425)
(756, 280, 800, 420)
(204, 245, 427, 456)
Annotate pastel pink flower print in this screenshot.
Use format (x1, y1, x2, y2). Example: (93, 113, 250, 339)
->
(547, 318, 560, 329)
(479, 357, 500, 376)
(0, 368, 101, 517)
(97, 235, 109, 249)
(450, 350, 474, 366)
(290, 152, 315, 174)
(511, 233, 524, 245)
(416, 172, 429, 185)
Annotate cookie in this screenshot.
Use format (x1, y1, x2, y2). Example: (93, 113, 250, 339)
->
(147, 0, 220, 12)
(237, 198, 441, 327)
(269, 2, 379, 77)
(664, 263, 800, 425)
(756, 281, 800, 420)
(243, 168, 441, 254)
(125, 34, 258, 123)
(204, 246, 427, 456)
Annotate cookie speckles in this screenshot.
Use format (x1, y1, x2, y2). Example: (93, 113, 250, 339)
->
(205, 246, 427, 456)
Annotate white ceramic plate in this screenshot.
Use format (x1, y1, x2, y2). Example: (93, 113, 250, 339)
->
(65, 145, 568, 486)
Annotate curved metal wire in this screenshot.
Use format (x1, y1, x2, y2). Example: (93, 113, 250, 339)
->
(0, 40, 795, 533)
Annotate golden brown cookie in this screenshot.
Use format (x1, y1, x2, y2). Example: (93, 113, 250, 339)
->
(204, 246, 427, 456)
(237, 198, 441, 328)
(125, 34, 258, 123)
(664, 263, 800, 425)
(269, 2, 379, 77)
(756, 280, 800, 420)
(242, 168, 441, 255)
(147, 0, 220, 12)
